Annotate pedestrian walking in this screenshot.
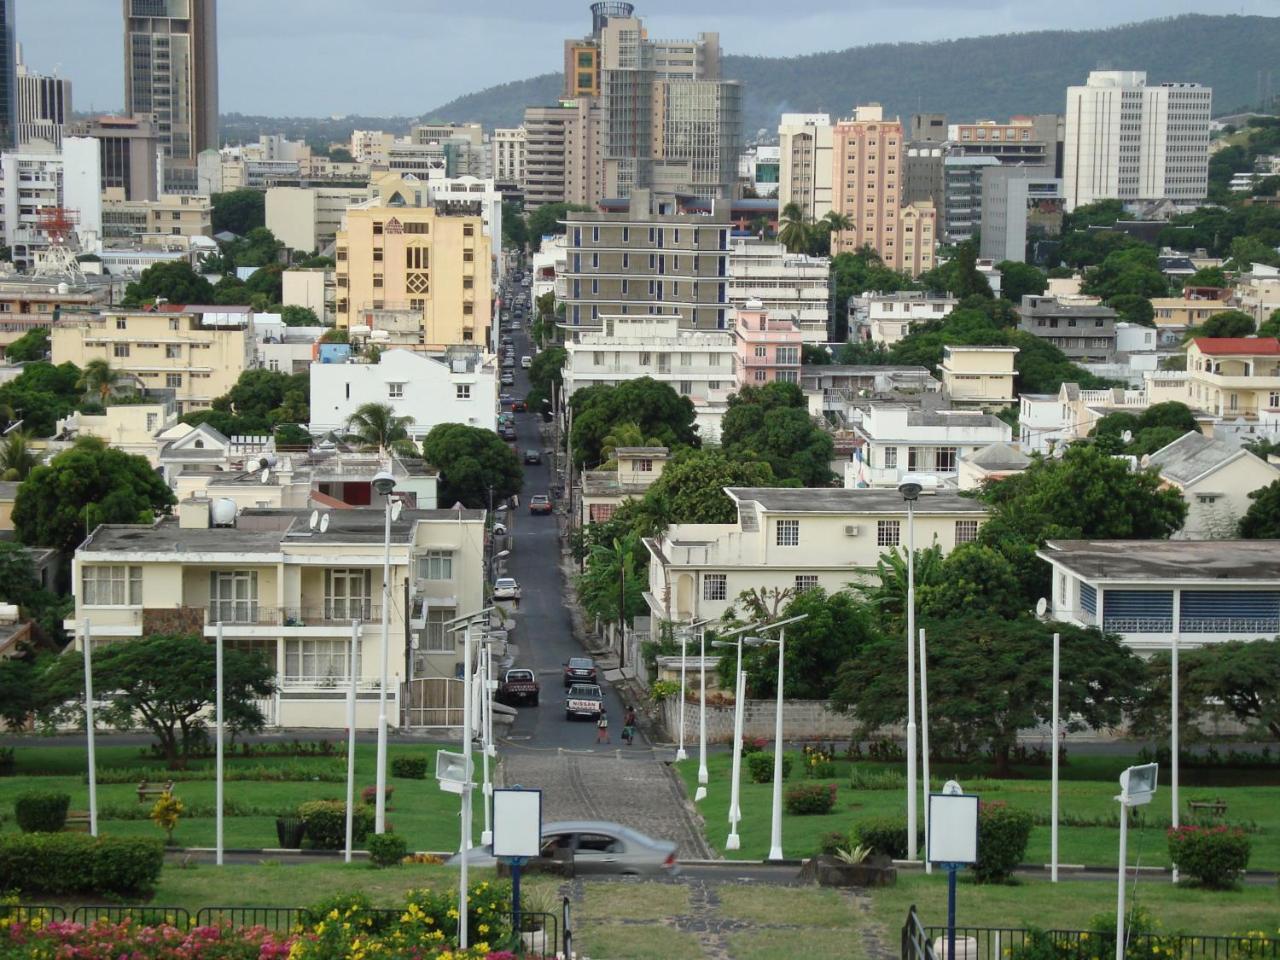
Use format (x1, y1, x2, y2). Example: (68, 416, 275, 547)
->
(622, 706, 637, 746)
(595, 710, 610, 744)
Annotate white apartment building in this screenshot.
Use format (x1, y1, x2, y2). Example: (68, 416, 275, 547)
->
(1235, 264, 1280, 325)
(777, 113, 834, 221)
(727, 238, 830, 343)
(563, 314, 737, 439)
(845, 405, 1012, 487)
(492, 127, 527, 186)
(850, 291, 957, 345)
(68, 501, 486, 728)
(308, 348, 498, 440)
(644, 487, 988, 623)
(0, 138, 101, 266)
(1063, 71, 1212, 211)
(1019, 393, 1069, 455)
(255, 317, 324, 375)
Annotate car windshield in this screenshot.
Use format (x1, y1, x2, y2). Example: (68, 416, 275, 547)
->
(532, 495, 549, 504)
(569, 684, 601, 697)
(568, 658, 593, 669)
(496, 579, 516, 589)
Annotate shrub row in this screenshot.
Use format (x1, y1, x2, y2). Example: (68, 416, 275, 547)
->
(0, 833, 164, 896)
(89, 762, 346, 784)
(390, 755, 429, 779)
(851, 802, 1033, 883)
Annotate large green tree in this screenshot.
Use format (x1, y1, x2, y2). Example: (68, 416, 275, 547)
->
(422, 422, 523, 509)
(12, 439, 176, 553)
(3, 327, 49, 362)
(569, 378, 698, 469)
(1239, 480, 1280, 539)
(211, 189, 266, 236)
(1081, 246, 1169, 301)
(832, 615, 1143, 774)
(38, 633, 275, 769)
(279, 305, 321, 327)
(996, 261, 1047, 305)
(1194, 309, 1256, 339)
(121, 261, 216, 308)
(642, 449, 777, 525)
(526, 203, 592, 242)
(720, 382, 834, 487)
(526, 345, 566, 412)
(0, 362, 84, 437)
(501, 201, 528, 250)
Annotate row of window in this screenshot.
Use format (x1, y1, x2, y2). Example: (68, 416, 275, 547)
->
(771, 517, 979, 548)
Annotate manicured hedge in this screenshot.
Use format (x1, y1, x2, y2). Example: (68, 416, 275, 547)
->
(390, 755, 429, 779)
(0, 833, 164, 897)
(1168, 825, 1251, 889)
(14, 790, 70, 832)
(298, 799, 374, 850)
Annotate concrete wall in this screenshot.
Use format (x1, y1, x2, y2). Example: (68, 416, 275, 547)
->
(661, 695, 851, 743)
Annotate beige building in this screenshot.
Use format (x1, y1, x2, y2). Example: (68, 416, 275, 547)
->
(644, 487, 987, 623)
(54, 393, 180, 461)
(334, 176, 492, 350)
(67, 501, 485, 728)
(51, 306, 255, 414)
(1151, 296, 1234, 329)
(778, 113, 834, 221)
(523, 99, 603, 210)
(492, 126, 527, 186)
(0, 270, 116, 355)
(940, 344, 1019, 406)
(1184, 337, 1280, 419)
(1146, 431, 1280, 539)
(101, 191, 213, 241)
(282, 268, 329, 318)
(579, 446, 669, 527)
(266, 184, 373, 253)
(67, 115, 159, 201)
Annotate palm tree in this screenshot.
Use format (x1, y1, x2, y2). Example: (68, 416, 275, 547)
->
(777, 202, 809, 254)
(0, 431, 37, 481)
(600, 421, 663, 467)
(344, 402, 418, 457)
(77, 359, 120, 404)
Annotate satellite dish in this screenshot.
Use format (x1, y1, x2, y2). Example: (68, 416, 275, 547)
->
(1121, 430, 1133, 444)
(391, 500, 403, 521)
(309, 509, 319, 530)
(319, 514, 330, 533)
(260, 467, 270, 483)
(1035, 597, 1048, 619)
(1053, 445, 1066, 459)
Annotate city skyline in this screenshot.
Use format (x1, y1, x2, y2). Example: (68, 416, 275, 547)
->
(14, 0, 1277, 118)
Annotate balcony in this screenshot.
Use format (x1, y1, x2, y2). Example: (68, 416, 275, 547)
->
(198, 604, 385, 637)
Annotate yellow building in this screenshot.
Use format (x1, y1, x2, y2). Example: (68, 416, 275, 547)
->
(1150, 297, 1233, 329)
(334, 176, 492, 351)
(940, 344, 1019, 406)
(51, 306, 255, 415)
(1185, 336, 1280, 419)
(101, 190, 213, 241)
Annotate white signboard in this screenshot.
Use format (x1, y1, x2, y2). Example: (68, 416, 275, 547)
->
(927, 793, 979, 865)
(492, 788, 542, 859)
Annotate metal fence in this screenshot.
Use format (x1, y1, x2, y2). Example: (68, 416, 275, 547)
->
(0, 904, 66, 923)
(72, 905, 191, 927)
(513, 911, 560, 957)
(919, 924, 1280, 960)
(194, 906, 311, 932)
(903, 906, 941, 960)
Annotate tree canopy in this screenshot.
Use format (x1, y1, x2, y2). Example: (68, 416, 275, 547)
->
(720, 382, 834, 487)
(181, 368, 310, 438)
(1194, 309, 1256, 339)
(526, 203, 592, 242)
(0, 362, 84, 437)
(569, 378, 698, 469)
(1239, 479, 1280, 539)
(121, 261, 216, 309)
(995, 261, 1047, 305)
(526, 345, 565, 412)
(422, 422, 523, 509)
(642, 449, 777, 526)
(3, 327, 49, 362)
(211, 189, 266, 236)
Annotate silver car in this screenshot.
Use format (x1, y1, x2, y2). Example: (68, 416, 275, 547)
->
(445, 821, 679, 877)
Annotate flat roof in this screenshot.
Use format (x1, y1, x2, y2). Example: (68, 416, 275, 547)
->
(1038, 539, 1280, 582)
(726, 487, 987, 514)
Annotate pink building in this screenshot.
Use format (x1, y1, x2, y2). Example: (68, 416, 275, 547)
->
(734, 299, 804, 387)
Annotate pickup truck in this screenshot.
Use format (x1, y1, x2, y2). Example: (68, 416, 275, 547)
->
(564, 683, 604, 721)
(497, 669, 539, 707)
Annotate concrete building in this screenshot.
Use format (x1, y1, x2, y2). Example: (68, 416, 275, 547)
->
(579, 446, 669, 526)
(281, 268, 328, 319)
(101, 191, 212, 241)
(1150, 296, 1234, 330)
(334, 176, 492, 350)
(51, 305, 255, 415)
(1040, 539, 1280, 653)
(726, 238, 829, 343)
(942, 155, 999, 244)
(308, 348, 497, 440)
(979, 167, 1065, 264)
(1184, 337, 1280, 420)
(910, 113, 948, 143)
(522, 98, 603, 210)
(492, 126, 526, 186)
(903, 142, 945, 207)
(644, 487, 988, 623)
(956, 441, 1031, 491)
(1017, 294, 1117, 363)
(0, 267, 116, 356)
(1146, 430, 1280, 540)
(68, 502, 485, 727)
(734, 300, 802, 386)
(948, 115, 1062, 173)
(845, 405, 1012, 487)
(850, 291, 956, 345)
(0, 139, 102, 266)
(0, 0, 13, 151)
(777, 113, 834, 221)
(560, 190, 731, 332)
(266, 183, 373, 254)
(68, 115, 159, 201)
(423, 175, 503, 270)
(16, 48, 71, 148)
(123, 0, 218, 189)
(940, 344, 1018, 406)
(1018, 393, 1067, 455)
(1063, 71, 1211, 211)
(1235, 265, 1280, 325)
(803, 364, 941, 422)
(54, 391, 180, 461)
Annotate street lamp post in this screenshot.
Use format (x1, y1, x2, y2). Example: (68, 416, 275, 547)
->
(675, 626, 689, 763)
(372, 470, 397, 835)
(898, 474, 933, 862)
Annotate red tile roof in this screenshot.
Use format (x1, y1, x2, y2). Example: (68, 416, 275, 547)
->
(1192, 337, 1280, 356)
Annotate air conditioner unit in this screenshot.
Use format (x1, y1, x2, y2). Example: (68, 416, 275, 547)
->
(844, 524, 861, 537)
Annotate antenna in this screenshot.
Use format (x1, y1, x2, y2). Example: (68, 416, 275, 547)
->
(309, 509, 319, 530)
(319, 514, 330, 533)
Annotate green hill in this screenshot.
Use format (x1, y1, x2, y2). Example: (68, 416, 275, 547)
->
(424, 14, 1280, 133)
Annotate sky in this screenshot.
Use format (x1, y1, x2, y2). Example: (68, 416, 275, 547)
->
(18, 0, 1276, 118)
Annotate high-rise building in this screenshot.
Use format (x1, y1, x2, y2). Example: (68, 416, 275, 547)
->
(948, 115, 1062, 174)
(0, 0, 15, 151)
(942, 155, 1000, 244)
(492, 126, 527, 186)
(123, 0, 218, 184)
(522, 98, 602, 210)
(903, 142, 945, 207)
(777, 113, 834, 221)
(909, 113, 948, 143)
(66, 115, 159, 201)
(1063, 71, 1211, 211)
(560, 189, 732, 332)
(15, 46, 71, 147)
(979, 166, 1064, 265)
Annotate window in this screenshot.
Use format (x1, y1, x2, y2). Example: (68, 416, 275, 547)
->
(423, 607, 456, 653)
(456, 383, 471, 400)
(115, 318, 128, 330)
(169, 318, 180, 331)
(635, 458, 653, 472)
(210, 570, 260, 623)
(955, 519, 979, 544)
(285, 638, 361, 683)
(703, 574, 727, 601)
(776, 519, 799, 546)
(776, 346, 800, 365)
(1270, 391, 1280, 408)
(82, 565, 142, 606)
(324, 569, 371, 620)
(165, 344, 181, 359)
(795, 575, 819, 594)
(877, 520, 901, 547)
(166, 373, 183, 389)
(754, 370, 767, 382)
(678, 380, 692, 395)
(113, 343, 130, 358)
(1196, 494, 1218, 505)
(884, 446, 898, 469)
(388, 382, 405, 399)
(754, 345, 767, 358)
(936, 447, 957, 472)
(418, 550, 454, 581)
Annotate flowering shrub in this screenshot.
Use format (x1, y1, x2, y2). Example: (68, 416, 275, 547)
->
(0, 917, 292, 959)
(741, 736, 769, 755)
(361, 785, 396, 808)
(649, 679, 679, 702)
(1168, 824, 1251, 889)
(802, 744, 836, 779)
(784, 782, 837, 815)
(150, 789, 184, 844)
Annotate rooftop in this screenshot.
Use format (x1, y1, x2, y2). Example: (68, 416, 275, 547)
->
(725, 487, 987, 514)
(615, 447, 669, 457)
(1145, 431, 1266, 486)
(1191, 337, 1280, 356)
(1038, 539, 1280, 582)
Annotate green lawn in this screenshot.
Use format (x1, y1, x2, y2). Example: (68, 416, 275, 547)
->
(0, 742, 477, 852)
(678, 752, 1280, 869)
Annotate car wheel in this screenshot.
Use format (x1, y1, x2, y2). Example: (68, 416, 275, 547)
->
(565, 710, 573, 721)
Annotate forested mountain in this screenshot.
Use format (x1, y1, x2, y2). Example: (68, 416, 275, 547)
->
(424, 14, 1280, 133)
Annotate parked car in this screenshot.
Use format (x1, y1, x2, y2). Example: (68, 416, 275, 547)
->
(492, 577, 521, 601)
(529, 494, 552, 514)
(524, 449, 542, 465)
(499, 424, 516, 441)
(521, 356, 532, 368)
(563, 656, 597, 687)
(564, 682, 603, 719)
(501, 373, 514, 386)
(512, 399, 528, 412)
(497, 668, 539, 707)
(446, 821, 679, 877)
(499, 393, 514, 407)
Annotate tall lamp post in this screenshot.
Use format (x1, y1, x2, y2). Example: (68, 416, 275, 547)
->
(372, 470, 399, 834)
(898, 473, 934, 862)
(675, 618, 712, 780)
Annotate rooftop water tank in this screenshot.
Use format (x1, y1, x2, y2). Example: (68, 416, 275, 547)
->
(210, 498, 238, 527)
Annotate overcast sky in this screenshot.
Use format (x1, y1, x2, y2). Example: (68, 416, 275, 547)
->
(19, 0, 1275, 117)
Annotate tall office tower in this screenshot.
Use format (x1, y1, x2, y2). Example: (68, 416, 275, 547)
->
(0, 0, 15, 151)
(15, 46, 71, 147)
(777, 113, 834, 220)
(523, 98, 602, 210)
(123, 0, 218, 183)
(1063, 70, 1211, 211)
